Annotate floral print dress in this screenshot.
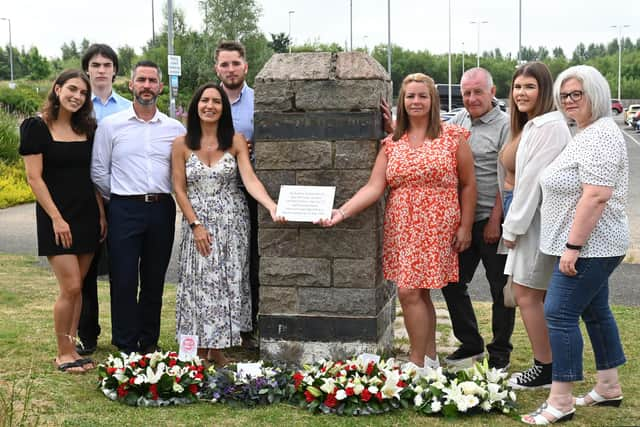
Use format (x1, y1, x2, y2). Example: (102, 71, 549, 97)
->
(175, 152, 252, 348)
(383, 123, 469, 289)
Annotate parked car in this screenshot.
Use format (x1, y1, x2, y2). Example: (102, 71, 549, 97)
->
(625, 104, 640, 126)
(631, 110, 640, 130)
(611, 99, 624, 114)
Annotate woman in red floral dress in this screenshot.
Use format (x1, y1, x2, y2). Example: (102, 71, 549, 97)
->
(319, 73, 476, 370)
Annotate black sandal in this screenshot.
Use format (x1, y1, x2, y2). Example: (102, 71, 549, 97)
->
(55, 359, 86, 374)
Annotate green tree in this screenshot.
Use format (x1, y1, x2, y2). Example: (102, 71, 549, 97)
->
(199, 0, 262, 41)
(552, 47, 566, 59)
(60, 41, 79, 61)
(269, 32, 290, 53)
(117, 45, 136, 77)
(23, 47, 51, 80)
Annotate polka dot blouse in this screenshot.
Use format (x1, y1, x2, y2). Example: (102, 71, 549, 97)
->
(539, 117, 629, 257)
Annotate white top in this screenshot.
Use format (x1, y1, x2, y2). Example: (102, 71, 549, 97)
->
(498, 111, 571, 285)
(540, 117, 629, 257)
(91, 106, 186, 198)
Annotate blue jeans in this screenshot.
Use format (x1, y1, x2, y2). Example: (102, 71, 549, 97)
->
(502, 190, 513, 217)
(544, 256, 626, 382)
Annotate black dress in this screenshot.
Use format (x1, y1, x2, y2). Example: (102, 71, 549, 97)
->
(19, 117, 99, 256)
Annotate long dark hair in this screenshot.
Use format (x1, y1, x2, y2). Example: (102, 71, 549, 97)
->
(42, 69, 96, 139)
(393, 73, 442, 141)
(509, 61, 555, 138)
(185, 83, 235, 151)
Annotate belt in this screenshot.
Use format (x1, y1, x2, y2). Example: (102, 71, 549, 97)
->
(111, 193, 171, 203)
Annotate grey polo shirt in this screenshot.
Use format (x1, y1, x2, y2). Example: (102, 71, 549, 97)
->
(451, 105, 509, 222)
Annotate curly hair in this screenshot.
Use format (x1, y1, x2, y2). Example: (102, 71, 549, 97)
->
(42, 69, 97, 139)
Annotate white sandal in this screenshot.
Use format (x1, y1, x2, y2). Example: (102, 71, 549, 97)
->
(575, 389, 623, 407)
(521, 402, 575, 425)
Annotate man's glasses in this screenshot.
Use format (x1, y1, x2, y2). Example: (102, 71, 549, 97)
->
(559, 90, 583, 103)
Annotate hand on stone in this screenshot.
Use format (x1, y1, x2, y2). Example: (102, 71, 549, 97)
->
(380, 98, 394, 134)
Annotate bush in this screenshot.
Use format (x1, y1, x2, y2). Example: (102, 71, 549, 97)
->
(0, 160, 34, 208)
(0, 85, 45, 116)
(0, 110, 20, 163)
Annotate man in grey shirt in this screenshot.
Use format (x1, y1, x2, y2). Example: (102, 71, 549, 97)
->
(442, 67, 515, 369)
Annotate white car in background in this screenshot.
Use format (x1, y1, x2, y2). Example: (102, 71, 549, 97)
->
(625, 104, 640, 126)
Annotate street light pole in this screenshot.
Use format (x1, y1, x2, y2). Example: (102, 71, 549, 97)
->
(350, 0, 353, 51)
(447, 0, 452, 111)
(151, 0, 156, 44)
(462, 42, 465, 75)
(288, 10, 295, 54)
(611, 24, 630, 101)
(386, 0, 391, 75)
(470, 20, 488, 68)
(0, 17, 14, 86)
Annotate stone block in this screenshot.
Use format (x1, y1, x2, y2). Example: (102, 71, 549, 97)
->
(335, 140, 379, 169)
(260, 257, 330, 287)
(259, 286, 297, 314)
(255, 140, 332, 170)
(298, 287, 377, 316)
(254, 81, 294, 112)
(297, 169, 370, 202)
(255, 52, 332, 82)
(254, 170, 296, 198)
(333, 258, 379, 288)
(293, 80, 388, 111)
(335, 52, 390, 80)
(298, 228, 378, 258)
(254, 111, 385, 141)
(258, 228, 298, 257)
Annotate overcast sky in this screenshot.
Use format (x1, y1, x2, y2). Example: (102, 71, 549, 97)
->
(1, 0, 638, 60)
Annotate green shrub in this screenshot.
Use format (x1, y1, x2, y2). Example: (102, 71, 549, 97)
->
(0, 110, 20, 163)
(0, 160, 34, 208)
(0, 85, 45, 116)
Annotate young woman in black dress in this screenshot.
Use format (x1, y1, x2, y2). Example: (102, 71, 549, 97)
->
(19, 70, 106, 373)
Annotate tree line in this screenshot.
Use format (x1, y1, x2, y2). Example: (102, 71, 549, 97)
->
(1, 0, 640, 100)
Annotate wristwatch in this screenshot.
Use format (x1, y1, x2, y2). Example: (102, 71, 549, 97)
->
(189, 220, 202, 230)
(565, 242, 582, 250)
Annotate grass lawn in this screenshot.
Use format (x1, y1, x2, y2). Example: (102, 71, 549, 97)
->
(0, 253, 638, 426)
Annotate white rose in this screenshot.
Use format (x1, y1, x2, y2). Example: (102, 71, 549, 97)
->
(173, 383, 184, 393)
(430, 399, 442, 413)
(353, 384, 364, 395)
(335, 389, 347, 400)
(481, 400, 492, 411)
(367, 386, 378, 394)
(414, 394, 424, 407)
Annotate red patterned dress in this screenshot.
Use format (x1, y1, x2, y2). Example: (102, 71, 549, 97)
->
(383, 123, 470, 289)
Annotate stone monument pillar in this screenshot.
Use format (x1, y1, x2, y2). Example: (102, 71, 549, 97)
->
(254, 51, 394, 364)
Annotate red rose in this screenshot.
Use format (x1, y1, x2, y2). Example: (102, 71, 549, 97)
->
(293, 372, 304, 389)
(376, 391, 383, 402)
(346, 387, 355, 396)
(365, 361, 375, 376)
(139, 358, 147, 368)
(129, 377, 136, 385)
(117, 384, 128, 397)
(361, 389, 372, 402)
(168, 359, 177, 367)
(129, 361, 136, 368)
(175, 376, 181, 383)
(169, 352, 178, 358)
(197, 365, 205, 372)
(107, 367, 117, 375)
(195, 372, 204, 380)
(189, 384, 199, 394)
(324, 393, 338, 408)
(304, 390, 315, 403)
(397, 380, 407, 388)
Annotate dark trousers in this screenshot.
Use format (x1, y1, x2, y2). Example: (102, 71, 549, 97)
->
(242, 187, 259, 331)
(78, 203, 109, 347)
(107, 196, 175, 353)
(441, 218, 515, 364)
(77, 243, 102, 346)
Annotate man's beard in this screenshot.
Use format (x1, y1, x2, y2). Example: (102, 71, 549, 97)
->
(222, 77, 245, 90)
(135, 91, 158, 106)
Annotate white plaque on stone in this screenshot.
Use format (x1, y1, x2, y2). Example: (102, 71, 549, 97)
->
(276, 185, 336, 222)
(178, 334, 198, 361)
(358, 353, 381, 365)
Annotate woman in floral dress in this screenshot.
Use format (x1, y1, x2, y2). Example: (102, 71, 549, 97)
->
(171, 83, 283, 366)
(319, 73, 476, 370)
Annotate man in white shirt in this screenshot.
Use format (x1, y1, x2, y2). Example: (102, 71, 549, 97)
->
(77, 44, 132, 356)
(91, 60, 185, 354)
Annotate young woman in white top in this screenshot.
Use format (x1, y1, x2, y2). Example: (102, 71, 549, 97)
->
(498, 62, 572, 390)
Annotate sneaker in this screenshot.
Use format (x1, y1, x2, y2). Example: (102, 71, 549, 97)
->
(76, 341, 97, 356)
(444, 347, 485, 368)
(508, 361, 552, 390)
(488, 358, 510, 370)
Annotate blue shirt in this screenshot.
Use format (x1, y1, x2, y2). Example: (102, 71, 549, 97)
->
(92, 90, 132, 122)
(229, 82, 254, 152)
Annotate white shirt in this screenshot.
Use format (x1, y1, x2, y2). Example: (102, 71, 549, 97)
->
(540, 117, 629, 257)
(91, 106, 185, 198)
